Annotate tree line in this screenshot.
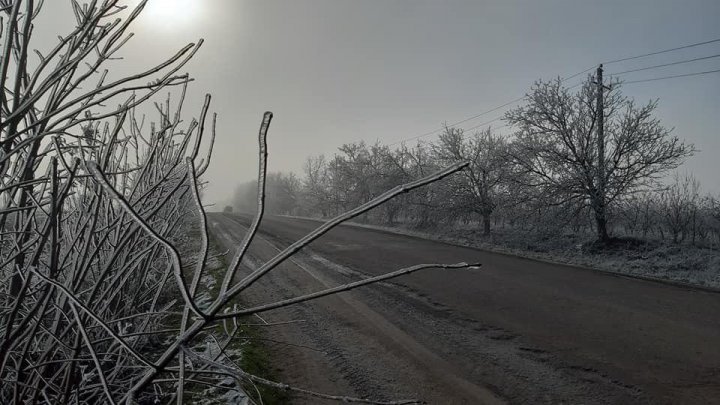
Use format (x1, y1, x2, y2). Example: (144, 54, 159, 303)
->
(233, 78, 720, 247)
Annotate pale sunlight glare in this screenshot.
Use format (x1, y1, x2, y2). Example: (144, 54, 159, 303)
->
(141, 0, 203, 30)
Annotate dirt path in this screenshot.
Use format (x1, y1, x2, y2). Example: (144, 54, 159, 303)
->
(209, 213, 720, 404)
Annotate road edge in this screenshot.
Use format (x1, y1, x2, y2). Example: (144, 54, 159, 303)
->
(275, 214, 720, 295)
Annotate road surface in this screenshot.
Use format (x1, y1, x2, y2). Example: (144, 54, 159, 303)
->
(208, 213, 720, 404)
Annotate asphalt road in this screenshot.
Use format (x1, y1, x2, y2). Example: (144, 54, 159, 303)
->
(209, 213, 720, 404)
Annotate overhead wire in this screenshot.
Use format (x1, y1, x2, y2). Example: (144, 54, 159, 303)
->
(462, 116, 505, 133)
(609, 53, 720, 76)
(385, 97, 524, 146)
(354, 36, 720, 147)
(603, 37, 720, 65)
(381, 66, 597, 146)
(623, 68, 720, 84)
(560, 66, 596, 82)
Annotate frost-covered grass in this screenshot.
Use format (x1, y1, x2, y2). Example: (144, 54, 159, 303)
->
(171, 228, 249, 404)
(202, 232, 291, 405)
(166, 227, 256, 404)
(436, 227, 720, 289)
(175, 226, 293, 404)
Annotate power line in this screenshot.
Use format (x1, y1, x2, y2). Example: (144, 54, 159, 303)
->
(572, 38, 720, 79)
(623, 68, 720, 84)
(443, 97, 524, 129)
(609, 53, 720, 75)
(603, 37, 720, 65)
(459, 65, 720, 133)
(390, 63, 720, 145)
(462, 116, 505, 133)
(561, 66, 596, 82)
(566, 81, 586, 90)
(385, 97, 524, 146)
(382, 66, 595, 146)
(355, 36, 720, 148)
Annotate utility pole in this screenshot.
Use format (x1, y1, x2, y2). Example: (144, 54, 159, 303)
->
(594, 64, 610, 241)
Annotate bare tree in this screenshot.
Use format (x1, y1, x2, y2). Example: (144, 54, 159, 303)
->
(660, 173, 701, 244)
(381, 142, 440, 227)
(705, 195, 720, 248)
(505, 78, 693, 243)
(233, 172, 301, 215)
(617, 192, 659, 239)
(302, 154, 333, 217)
(433, 126, 509, 234)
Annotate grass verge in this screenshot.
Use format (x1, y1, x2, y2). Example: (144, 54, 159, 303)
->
(205, 231, 291, 404)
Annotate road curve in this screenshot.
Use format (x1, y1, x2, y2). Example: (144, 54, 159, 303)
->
(209, 213, 720, 404)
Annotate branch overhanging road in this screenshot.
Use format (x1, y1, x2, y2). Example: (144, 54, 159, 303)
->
(208, 212, 720, 405)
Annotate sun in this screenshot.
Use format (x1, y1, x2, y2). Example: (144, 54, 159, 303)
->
(142, 0, 202, 30)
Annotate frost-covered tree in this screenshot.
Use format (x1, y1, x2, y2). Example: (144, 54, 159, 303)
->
(505, 78, 693, 243)
(660, 173, 701, 243)
(233, 172, 301, 215)
(302, 155, 333, 216)
(433, 126, 509, 234)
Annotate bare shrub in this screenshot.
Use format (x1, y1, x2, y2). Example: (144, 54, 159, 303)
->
(0, 2, 474, 403)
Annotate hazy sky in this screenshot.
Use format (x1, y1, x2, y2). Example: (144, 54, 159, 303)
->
(38, 1, 720, 205)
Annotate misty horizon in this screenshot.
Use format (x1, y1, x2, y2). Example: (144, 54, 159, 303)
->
(33, 0, 720, 208)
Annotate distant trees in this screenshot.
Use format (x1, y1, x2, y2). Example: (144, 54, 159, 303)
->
(385, 143, 440, 226)
(434, 126, 509, 234)
(298, 142, 443, 225)
(659, 174, 701, 244)
(611, 179, 720, 247)
(229, 78, 714, 247)
(302, 155, 333, 217)
(505, 79, 693, 242)
(233, 172, 300, 215)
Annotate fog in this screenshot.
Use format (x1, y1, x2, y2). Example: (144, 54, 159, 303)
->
(34, 0, 720, 207)
(3, 2, 720, 403)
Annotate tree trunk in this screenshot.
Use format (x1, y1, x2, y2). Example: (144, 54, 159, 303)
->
(594, 208, 610, 243)
(482, 213, 491, 235)
(590, 189, 610, 243)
